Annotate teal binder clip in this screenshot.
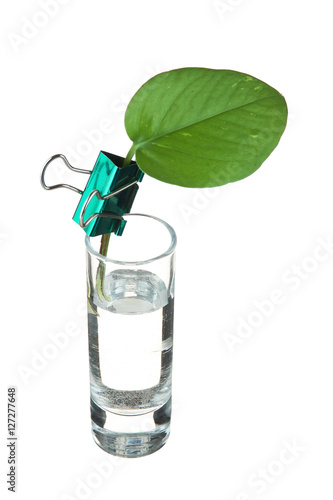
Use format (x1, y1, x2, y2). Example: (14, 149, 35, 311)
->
(41, 151, 144, 236)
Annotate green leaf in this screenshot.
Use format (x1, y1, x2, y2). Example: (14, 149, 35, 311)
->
(124, 68, 288, 188)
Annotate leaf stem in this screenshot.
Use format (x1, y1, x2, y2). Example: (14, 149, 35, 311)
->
(96, 233, 111, 301)
(96, 143, 135, 297)
(99, 232, 111, 257)
(122, 143, 137, 168)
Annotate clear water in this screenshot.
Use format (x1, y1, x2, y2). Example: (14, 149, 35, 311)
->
(87, 269, 174, 456)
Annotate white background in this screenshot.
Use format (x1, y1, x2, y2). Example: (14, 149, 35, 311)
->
(1, 1, 333, 499)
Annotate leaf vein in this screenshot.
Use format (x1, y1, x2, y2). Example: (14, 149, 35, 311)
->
(135, 94, 282, 152)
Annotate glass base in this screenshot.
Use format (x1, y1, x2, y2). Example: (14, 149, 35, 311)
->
(90, 398, 171, 458)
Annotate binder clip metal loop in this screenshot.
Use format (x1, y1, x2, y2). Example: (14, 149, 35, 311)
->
(41, 151, 144, 236)
(79, 189, 126, 229)
(40, 154, 92, 194)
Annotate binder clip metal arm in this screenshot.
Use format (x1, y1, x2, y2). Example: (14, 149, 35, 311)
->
(41, 151, 144, 236)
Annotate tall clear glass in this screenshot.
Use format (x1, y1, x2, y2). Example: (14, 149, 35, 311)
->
(85, 214, 176, 457)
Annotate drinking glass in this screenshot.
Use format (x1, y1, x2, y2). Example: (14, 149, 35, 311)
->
(85, 213, 176, 457)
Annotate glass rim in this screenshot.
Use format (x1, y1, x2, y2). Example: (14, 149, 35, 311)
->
(85, 212, 177, 266)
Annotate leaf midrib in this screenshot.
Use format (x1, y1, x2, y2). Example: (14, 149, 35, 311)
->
(133, 93, 281, 153)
